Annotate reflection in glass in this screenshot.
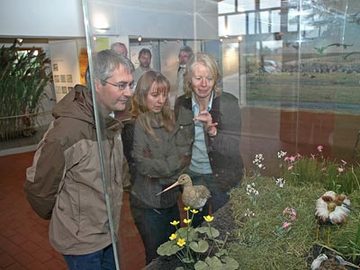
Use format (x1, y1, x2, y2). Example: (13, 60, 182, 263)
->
(80, 0, 360, 268)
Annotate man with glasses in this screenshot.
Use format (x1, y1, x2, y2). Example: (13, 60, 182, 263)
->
(25, 49, 134, 270)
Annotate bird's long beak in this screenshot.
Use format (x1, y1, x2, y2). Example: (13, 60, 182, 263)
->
(156, 181, 180, 196)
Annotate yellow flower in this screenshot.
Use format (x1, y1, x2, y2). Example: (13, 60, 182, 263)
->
(169, 233, 177, 240)
(183, 218, 192, 224)
(184, 206, 190, 211)
(170, 220, 180, 226)
(177, 238, 186, 247)
(203, 215, 214, 222)
(190, 209, 199, 214)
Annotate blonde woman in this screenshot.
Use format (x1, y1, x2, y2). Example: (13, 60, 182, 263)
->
(128, 70, 188, 264)
(174, 52, 244, 226)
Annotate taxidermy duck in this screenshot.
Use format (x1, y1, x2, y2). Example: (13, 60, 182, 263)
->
(315, 191, 351, 224)
(157, 174, 211, 209)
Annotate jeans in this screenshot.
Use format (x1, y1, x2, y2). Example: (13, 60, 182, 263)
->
(130, 198, 180, 264)
(63, 244, 116, 270)
(187, 170, 230, 227)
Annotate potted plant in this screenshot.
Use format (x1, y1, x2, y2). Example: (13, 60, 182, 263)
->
(0, 39, 52, 140)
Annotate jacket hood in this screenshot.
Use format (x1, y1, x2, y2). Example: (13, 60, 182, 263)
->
(52, 85, 95, 126)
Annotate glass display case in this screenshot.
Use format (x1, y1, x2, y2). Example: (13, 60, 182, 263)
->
(81, 0, 360, 269)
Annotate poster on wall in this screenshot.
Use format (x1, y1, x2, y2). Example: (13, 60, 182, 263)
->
(49, 40, 82, 102)
(130, 44, 153, 68)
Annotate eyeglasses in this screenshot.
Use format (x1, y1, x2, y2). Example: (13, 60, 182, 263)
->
(102, 80, 135, 91)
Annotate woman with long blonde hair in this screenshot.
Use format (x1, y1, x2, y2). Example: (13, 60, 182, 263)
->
(127, 70, 188, 264)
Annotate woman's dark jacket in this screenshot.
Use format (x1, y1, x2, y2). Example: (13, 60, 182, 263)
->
(129, 113, 185, 209)
(174, 92, 244, 192)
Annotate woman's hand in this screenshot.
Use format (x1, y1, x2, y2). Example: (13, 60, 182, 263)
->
(193, 110, 218, 136)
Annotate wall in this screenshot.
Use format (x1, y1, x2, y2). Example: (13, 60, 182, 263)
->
(87, 0, 218, 40)
(0, 0, 85, 38)
(0, 0, 218, 40)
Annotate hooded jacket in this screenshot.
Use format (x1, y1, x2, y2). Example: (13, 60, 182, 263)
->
(130, 112, 184, 209)
(24, 85, 127, 255)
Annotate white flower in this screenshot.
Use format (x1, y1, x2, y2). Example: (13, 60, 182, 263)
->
(275, 178, 285, 188)
(277, 150, 287, 159)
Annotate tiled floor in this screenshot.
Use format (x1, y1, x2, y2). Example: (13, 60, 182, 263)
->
(0, 152, 145, 270)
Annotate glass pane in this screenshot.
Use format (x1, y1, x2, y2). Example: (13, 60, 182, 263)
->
(260, 0, 281, 9)
(228, 14, 247, 35)
(218, 0, 235, 14)
(260, 11, 270, 33)
(79, 0, 360, 269)
(238, 0, 255, 12)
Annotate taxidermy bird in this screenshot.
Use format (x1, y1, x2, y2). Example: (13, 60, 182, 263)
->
(315, 191, 351, 224)
(311, 253, 358, 270)
(157, 174, 211, 209)
(343, 51, 360, 60)
(314, 43, 353, 55)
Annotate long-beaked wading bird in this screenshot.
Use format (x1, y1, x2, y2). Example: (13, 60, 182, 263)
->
(156, 174, 211, 210)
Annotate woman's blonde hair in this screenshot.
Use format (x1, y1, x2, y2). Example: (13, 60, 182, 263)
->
(131, 70, 174, 137)
(183, 52, 221, 98)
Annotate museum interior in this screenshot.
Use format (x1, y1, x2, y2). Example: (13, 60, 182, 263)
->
(1, 0, 360, 269)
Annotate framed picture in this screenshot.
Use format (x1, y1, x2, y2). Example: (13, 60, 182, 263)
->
(66, 74, 73, 83)
(54, 75, 60, 83)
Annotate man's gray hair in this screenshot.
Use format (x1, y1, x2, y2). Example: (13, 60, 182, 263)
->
(93, 49, 134, 83)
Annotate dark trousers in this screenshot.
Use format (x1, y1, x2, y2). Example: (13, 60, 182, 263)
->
(63, 244, 115, 270)
(187, 170, 230, 227)
(130, 197, 180, 265)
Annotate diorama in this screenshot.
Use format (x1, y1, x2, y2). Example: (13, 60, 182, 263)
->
(1, 0, 357, 269)
(149, 146, 360, 269)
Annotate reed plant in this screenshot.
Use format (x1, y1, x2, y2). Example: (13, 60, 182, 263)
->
(0, 39, 52, 140)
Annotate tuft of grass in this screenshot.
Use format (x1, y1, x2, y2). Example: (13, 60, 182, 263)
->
(229, 177, 324, 270)
(283, 157, 360, 194)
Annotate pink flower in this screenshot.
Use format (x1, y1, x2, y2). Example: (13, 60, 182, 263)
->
(282, 222, 292, 229)
(283, 207, 297, 221)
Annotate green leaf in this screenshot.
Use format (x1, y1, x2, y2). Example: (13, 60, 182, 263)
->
(189, 240, 209, 253)
(157, 241, 181, 256)
(194, 260, 209, 270)
(215, 249, 227, 257)
(196, 227, 220, 238)
(177, 227, 198, 241)
(205, 256, 224, 269)
(221, 256, 239, 270)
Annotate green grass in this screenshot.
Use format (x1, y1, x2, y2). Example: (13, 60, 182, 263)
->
(247, 73, 360, 106)
(227, 156, 360, 269)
